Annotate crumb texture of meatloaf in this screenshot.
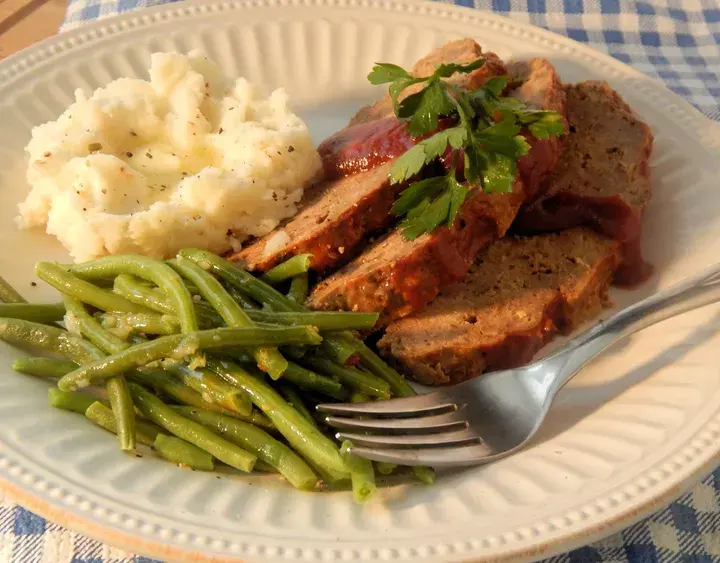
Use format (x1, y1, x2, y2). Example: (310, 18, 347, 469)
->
(349, 39, 507, 126)
(513, 80, 654, 286)
(307, 180, 526, 327)
(378, 228, 621, 385)
(508, 59, 567, 201)
(230, 163, 401, 272)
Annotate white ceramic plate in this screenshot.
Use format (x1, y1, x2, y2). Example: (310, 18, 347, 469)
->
(1, 1, 720, 561)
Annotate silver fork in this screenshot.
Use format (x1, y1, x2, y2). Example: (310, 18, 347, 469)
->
(317, 263, 720, 467)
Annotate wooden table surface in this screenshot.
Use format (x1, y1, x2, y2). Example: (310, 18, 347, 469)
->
(0, 0, 65, 59)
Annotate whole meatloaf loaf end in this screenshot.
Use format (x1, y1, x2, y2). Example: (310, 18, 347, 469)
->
(508, 59, 567, 201)
(513, 81, 654, 286)
(229, 163, 400, 273)
(378, 228, 621, 385)
(307, 180, 526, 327)
(349, 39, 508, 126)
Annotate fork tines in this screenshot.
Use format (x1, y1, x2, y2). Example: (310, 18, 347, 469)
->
(317, 396, 484, 466)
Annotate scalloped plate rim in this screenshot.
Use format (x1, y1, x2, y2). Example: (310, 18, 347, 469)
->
(0, 0, 720, 561)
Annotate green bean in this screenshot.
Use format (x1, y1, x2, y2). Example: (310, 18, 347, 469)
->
(85, 401, 160, 447)
(35, 262, 149, 314)
(48, 388, 98, 414)
(286, 273, 309, 305)
(98, 312, 180, 336)
(375, 461, 397, 475)
(224, 284, 259, 310)
(170, 258, 287, 379)
(106, 375, 136, 451)
(319, 336, 359, 366)
(277, 383, 316, 426)
(62, 295, 130, 354)
(351, 339, 416, 398)
(0, 303, 65, 323)
(261, 254, 313, 284)
(61, 295, 136, 450)
(340, 441, 376, 503)
(206, 359, 347, 476)
(0, 318, 102, 365)
(129, 369, 275, 431)
(305, 356, 390, 399)
(350, 392, 370, 403)
(153, 434, 214, 471)
(129, 382, 256, 473)
(172, 365, 252, 416)
(179, 250, 357, 363)
(282, 362, 347, 400)
(174, 407, 318, 490)
(254, 459, 278, 473)
(113, 275, 175, 314)
(282, 345, 307, 360)
(0, 276, 26, 303)
(216, 353, 345, 400)
(180, 249, 298, 312)
(58, 325, 322, 391)
(12, 357, 77, 379)
(245, 310, 379, 332)
(68, 255, 198, 332)
(413, 466, 435, 485)
(347, 339, 435, 484)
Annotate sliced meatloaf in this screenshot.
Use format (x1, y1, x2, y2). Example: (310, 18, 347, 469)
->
(307, 180, 526, 326)
(513, 81, 654, 285)
(232, 40, 506, 273)
(378, 228, 621, 385)
(230, 163, 402, 272)
(509, 59, 567, 201)
(349, 39, 507, 126)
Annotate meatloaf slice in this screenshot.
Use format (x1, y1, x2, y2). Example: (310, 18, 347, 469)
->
(349, 39, 507, 126)
(513, 81, 653, 285)
(378, 228, 621, 385)
(307, 180, 526, 326)
(230, 163, 402, 272)
(509, 59, 567, 201)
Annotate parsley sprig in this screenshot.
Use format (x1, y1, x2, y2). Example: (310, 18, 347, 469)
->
(368, 59, 565, 239)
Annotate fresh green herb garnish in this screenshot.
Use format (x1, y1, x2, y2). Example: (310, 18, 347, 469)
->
(368, 61, 565, 239)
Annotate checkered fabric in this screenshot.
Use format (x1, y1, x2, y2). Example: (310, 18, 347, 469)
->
(2, 0, 719, 561)
(60, 0, 720, 120)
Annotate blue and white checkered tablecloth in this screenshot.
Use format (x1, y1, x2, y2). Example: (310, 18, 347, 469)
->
(2, 0, 720, 561)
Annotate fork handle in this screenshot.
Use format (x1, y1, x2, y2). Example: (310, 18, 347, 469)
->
(543, 263, 720, 396)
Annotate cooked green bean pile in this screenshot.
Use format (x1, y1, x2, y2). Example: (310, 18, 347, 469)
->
(0, 250, 434, 502)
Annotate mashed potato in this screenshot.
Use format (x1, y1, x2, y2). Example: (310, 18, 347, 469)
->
(17, 51, 321, 262)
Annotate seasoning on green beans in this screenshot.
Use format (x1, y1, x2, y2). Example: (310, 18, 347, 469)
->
(172, 365, 252, 416)
(0, 318, 102, 365)
(68, 255, 198, 332)
(36, 262, 149, 314)
(58, 325, 322, 391)
(206, 359, 348, 477)
(170, 257, 288, 379)
(174, 406, 318, 490)
(129, 382, 257, 473)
